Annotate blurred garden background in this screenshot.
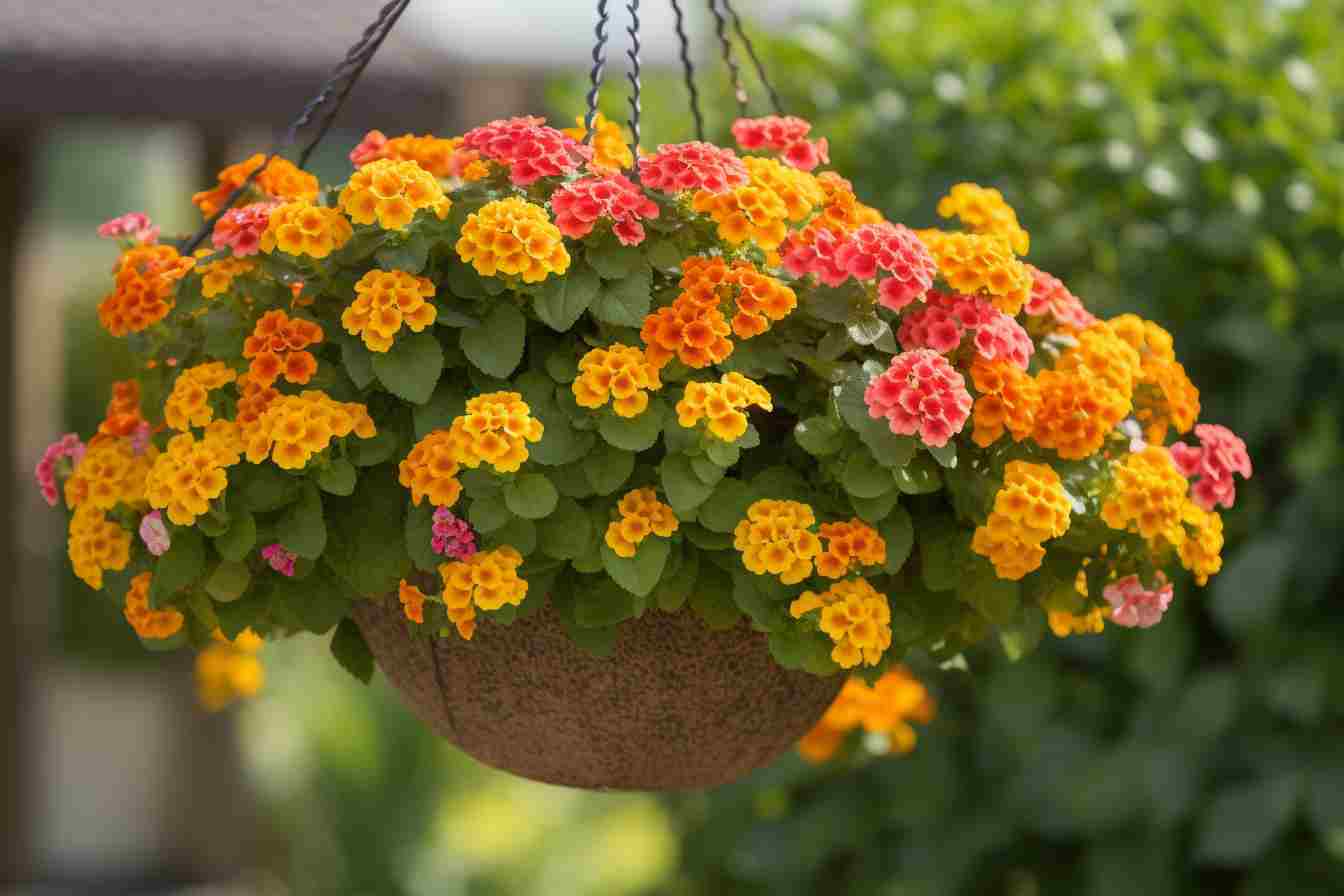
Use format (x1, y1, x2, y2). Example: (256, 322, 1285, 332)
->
(5, 0, 1344, 893)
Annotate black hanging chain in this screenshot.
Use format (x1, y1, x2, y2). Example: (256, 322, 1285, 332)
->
(180, 0, 412, 254)
(722, 0, 784, 116)
(583, 0, 613, 141)
(624, 0, 642, 172)
(708, 0, 748, 115)
(668, 0, 705, 141)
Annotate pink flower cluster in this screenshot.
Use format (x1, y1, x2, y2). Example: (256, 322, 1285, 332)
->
(834, 223, 938, 310)
(211, 202, 277, 257)
(1023, 264, 1096, 329)
(349, 129, 390, 167)
(637, 142, 749, 194)
(1103, 573, 1173, 628)
(1170, 423, 1252, 510)
(551, 174, 661, 246)
(898, 290, 1034, 369)
(34, 433, 86, 506)
(97, 213, 159, 244)
(461, 116, 590, 186)
(260, 543, 296, 577)
(864, 349, 973, 448)
(781, 227, 849, 287)
(139, 510, 171, 556)
(432, 507, 477, 560)
(730, 116, 829, 171)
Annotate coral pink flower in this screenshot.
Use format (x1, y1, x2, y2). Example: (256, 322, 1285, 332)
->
(211, 202, 278, 257)
(461, 116, 590, 186)
(139, 510, 171, 556)
(1103, 574, 1173, 628)
(98, 213, 159, 244)
(637, 142, 750, 194)
(730, 116, 829, 172)
(349, 129, 390, 167)
(1170, 423, 1253, 510)
(898, 290, 1033, 369)
(260, 543, 297, 577)
(834, 223, 937, 310)
(432, 507, 478, 560)
(863, 349, 972, 448)
(781, 227, 850, 287)
(550, 174, 660, 246)
(1024, 264, 1096, 329)
(35, 433, 86, 506)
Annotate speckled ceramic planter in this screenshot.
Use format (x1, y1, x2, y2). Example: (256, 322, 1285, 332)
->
(352, 597, 843, 790)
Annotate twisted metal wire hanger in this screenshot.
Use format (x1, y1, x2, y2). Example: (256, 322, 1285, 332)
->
(668, 0, 705, 141)
(721, 0, 784, 116)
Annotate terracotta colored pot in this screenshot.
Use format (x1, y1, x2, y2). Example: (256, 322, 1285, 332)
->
(352, 597, 843, 790)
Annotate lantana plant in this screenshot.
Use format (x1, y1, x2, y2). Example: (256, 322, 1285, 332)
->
(42, 111, 1250, 697)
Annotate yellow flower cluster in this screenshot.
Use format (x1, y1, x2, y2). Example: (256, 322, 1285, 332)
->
(1055, 321, 1142, 397)
(1177, 502, 1224, 586)
(341, 269, 438, 352)
(936, 182, 1030, 255)
(123, 572, 183, 639)
(64, 435, 153, 510)
(260, 200, 353, 259)
(1110, 314, 1200, 442)
(399, 429, 463, 507)
(242, 391, 376, 471)
(733, 499, 822, 585)
(439, 546, 529, 640)
(675, 373, 773, 442)
(67, 505, 132, 590)
(164, 361, 238, 431)
(969, 359, 1040, 447)
(1100, 446, 1189, 546)
(563, 112, 634, 172)
(447, 391, 544, 473)
(789, 578, 893, 669)
(339, 158, 451, 230)
(915, 229, 1032, 315)
(199, 256, 256, 298)
(604, 488, 679, 557)
(816, 519, 887, 579)
(573, 343, 663, 418)
(1048, 606, 1109, 638)
(455, 197, 570, 283)
(145, 428, 241, 525)
(692, 156, 824, 251)
(971, 461, 1072, 580)
(798, 666, 935, 762)
(196, 629, 265, 710)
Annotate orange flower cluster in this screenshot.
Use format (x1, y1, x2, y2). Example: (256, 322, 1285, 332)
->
(573, 343, 663, 418)
(242, 391, 375, 470)
(1110, 314, 1200, 442)
(339, 158, 451, 230)
(341, 269, 437, 352)
(354, 131, 485, 180)
(192, 154, 318, 216)
(260, 201, 353, 259)
(812, 171, 884, 235)
(675, 372, 772, 442)
(438, 546, 529, 640)
(98, 380, 144, 438)
(1031, 367, 1132, 460)
(1101, 446, 1190, 546)
(398, 580, 428, 624)
(915, 230, 1032, 315)
(562, 112, 635, 172)
(145, 428, 241, 525)
(679, 256, 798, 339)
(64, 435, 153, 510)
(164, 361, 238, 431)
(123, 572, 184, 639)
(1054, 321, 1141, 397)
(1177, 502, 1224, 586)
(604, 488, 679, 557)
(399, 429, 463, 507)
(971, 461, 1072, 580)
(97, 244, 195, 336)
(641, 292, 734, 370)
(789, 578, 893, 669)
(936, 182, 1030, 254)
(969, 359, 1040, 447)
(233, 372, 279, 429)
(195, 628, 264, 710)
(199, 256, 256, 298)
(733, 499, 822, 585)
(691, 156, 824, 250)
(67, 505, 132, 590)
(816, 519, 887, 579)
(455, 197, 569, 282)
(242, 310, 323, 388)
(447, 391, 544, 474)
(798, 666, 935, 762)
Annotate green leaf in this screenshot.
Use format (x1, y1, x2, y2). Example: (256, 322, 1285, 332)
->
(405, 501, 438, 572)
(467, 494, 511, 534)
(999, 607, 1046, 661)
(461, 302, 526, 378)
(347, 426, 399, 467)
(583, 442, 635, 495)
(731, 572, 788, 631)
(1194, 776, 1300, 865)
(560, 618, 619, 657)
(653, 543, 699, 612)
(238, 465, 300, 513)
(533, 263, 601, 331)
(919, 517, 967, 592)
(278, 567, 352, 634)
(644, 236, 683, 270)
(794, 416, 846, 456)
(322, 467, 411, 596)
(894, 456, 943, 494)
(880, 506, 914, 575)
(204, 560, 251, 602)
(374, 232, 430, 273)
(958, 562, 1021, 625)
(315, 458, 357, 496)
(847, 313, 889, 346)
(196, 511, 229, 537)
(598, 402, 664, 451)
(602, 537, 671, 597)
(851, 488, 901, 523)
(689, 564, 740, 629)
(698, 478, 754, 533)
(372, 328, 444, 404)
(842, 451, 897, 499)
(278, 483, 327, 559)
(330, 617, 374, 684)
(213, 509, 257, 562)
(575, 577, 642, 627)
(586, 241, 647, 279)
(544, 349, 579, 383)
(413, 380, 466, 438)
(150, 528, 206, 608)
(926, 441, 958, 469)
(504, 473, 559, 520)
(661, 453, 717, 515)
(590, 268, 652, 327)
(492, 516, 537, 557)
(538, 497, 596, 560)
(691, 455, 725, 486)
(704, 439, 740, 467)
